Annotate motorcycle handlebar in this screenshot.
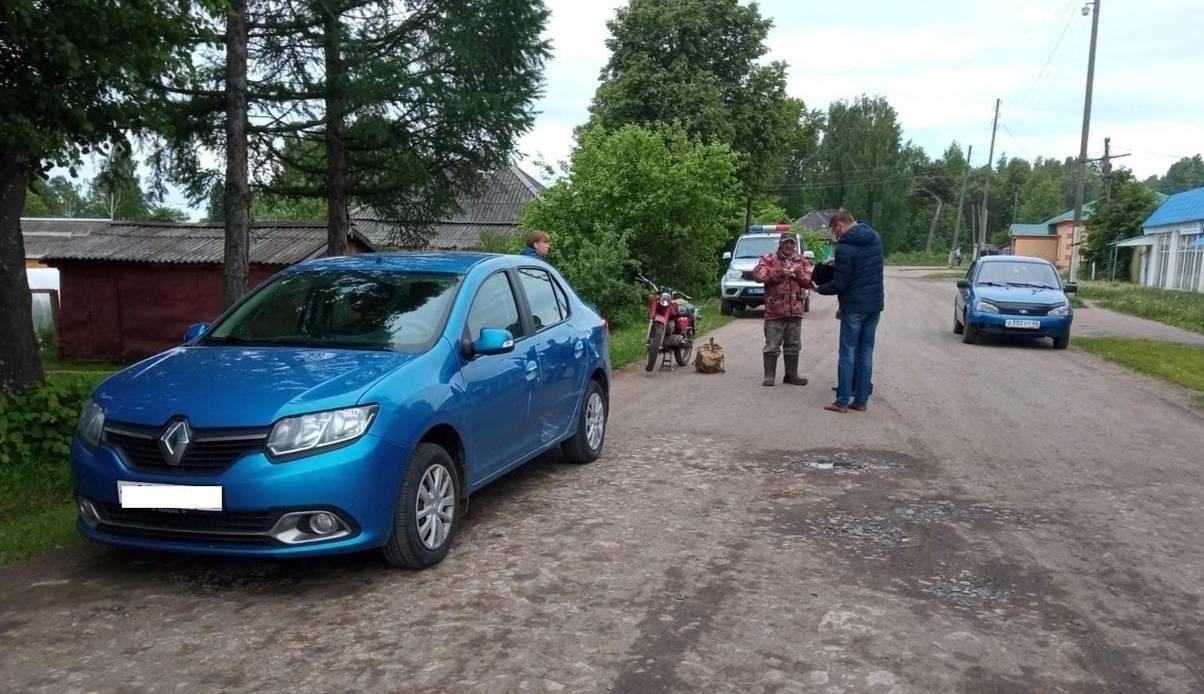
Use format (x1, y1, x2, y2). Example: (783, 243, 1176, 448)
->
(636, 274, 691, 301)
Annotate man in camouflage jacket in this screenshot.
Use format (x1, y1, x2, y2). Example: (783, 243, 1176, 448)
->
(752, 234, 813, 387)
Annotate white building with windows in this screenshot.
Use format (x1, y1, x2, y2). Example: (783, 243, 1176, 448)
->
(1130, 186, 1204, 293)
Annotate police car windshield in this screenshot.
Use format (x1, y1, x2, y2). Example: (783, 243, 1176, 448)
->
(735, 236, 790, 259)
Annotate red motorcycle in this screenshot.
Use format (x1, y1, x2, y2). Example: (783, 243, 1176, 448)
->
(638, 274, 697, 372)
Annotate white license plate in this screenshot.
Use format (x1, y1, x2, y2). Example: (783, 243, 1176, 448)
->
(118, 481, 222, 511)
(1005, 319, 1041, 329)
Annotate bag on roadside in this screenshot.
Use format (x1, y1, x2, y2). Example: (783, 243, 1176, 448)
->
(693, 337, 725, 374)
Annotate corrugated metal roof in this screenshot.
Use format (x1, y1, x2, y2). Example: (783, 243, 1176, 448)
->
(21, 218, 109, 258)
(355, 164, 544, 249)
(794, 210, 835, 232)
(1010, 223, 1052, 236)
(42, 221, 375, 265)
(1044, 201, 1098, 225)
(1143, 186, 1204, 229)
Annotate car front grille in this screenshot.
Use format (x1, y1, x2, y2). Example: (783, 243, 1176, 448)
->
(741, 271, 755, 281)
(995, 303, 1053, 316)
(103, 422, 269, 474)
(94, 503, 281, 545)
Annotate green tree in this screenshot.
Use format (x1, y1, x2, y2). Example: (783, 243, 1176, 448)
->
(0, 0, 203, 394)
(522, 124, 740, 322)
(588, 0, 803, 227)
(1018, 159, 1065, 222)
(86, 143, 152, 220)
(1158, 155, 1204, 195)
(1084, 171, 1160, 274)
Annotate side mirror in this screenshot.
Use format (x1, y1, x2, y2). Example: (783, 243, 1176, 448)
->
(184, 323, 209, 342)
(722, 251, 732, 261)
(1064, 282, 1078, 294)
(956, 280, 971, 289)
(469, 328, 515, 357)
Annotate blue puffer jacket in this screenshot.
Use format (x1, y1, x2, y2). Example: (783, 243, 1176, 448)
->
(816, 222, 885, 314)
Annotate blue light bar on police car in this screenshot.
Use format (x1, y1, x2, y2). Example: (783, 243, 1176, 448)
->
(748, 224, 791, 233)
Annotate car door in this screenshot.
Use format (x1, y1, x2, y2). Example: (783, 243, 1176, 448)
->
(458, 271, 541, 476)
(515, 267, 580, 444)
(956, 261, 977, 316)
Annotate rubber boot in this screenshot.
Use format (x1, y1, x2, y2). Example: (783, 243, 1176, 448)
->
(783, 355, 808, 386)
(762, 353, 777, 386)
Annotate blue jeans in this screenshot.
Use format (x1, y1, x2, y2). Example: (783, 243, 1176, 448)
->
(836, 312, 881, 407)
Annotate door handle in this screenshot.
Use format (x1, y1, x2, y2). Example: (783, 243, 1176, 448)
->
(525, 360, 539, 381)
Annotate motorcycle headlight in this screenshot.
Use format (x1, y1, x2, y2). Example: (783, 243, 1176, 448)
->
(1049, 303, 1071, 316)
(267, 405, 378, 460)
(659, 293, 672, 307)
(77, 399, 105, 451)
(975, 300, 999, 313)
(726, 269, 742, 280)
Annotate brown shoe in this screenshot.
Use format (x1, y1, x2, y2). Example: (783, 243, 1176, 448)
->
(824, 402, 848, 413)
(849, 403, 867, 412)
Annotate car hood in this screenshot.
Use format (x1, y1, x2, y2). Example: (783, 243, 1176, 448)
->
(94, 346, 418, 428)
(728, 258, 760, 272)
(975, 285, 1068, 306)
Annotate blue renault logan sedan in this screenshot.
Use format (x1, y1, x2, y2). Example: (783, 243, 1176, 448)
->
(954, 255, 1076, 349)
(72, 253, 611, 568)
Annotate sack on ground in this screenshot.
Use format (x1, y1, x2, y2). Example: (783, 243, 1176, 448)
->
(694, 337, 725, 374)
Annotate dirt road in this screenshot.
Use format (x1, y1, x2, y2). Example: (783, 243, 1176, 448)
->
(2, 270, 1202, 693)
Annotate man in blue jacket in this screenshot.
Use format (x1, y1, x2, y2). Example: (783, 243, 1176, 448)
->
(814, 209, 885, 413)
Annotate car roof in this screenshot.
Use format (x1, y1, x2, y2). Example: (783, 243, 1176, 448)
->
(291, 252, 498, 274)
(979, 255, 1052, 265)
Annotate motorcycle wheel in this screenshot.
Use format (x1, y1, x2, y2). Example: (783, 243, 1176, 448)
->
(674, 344, 692, 366)
(645, 322, 665, 372)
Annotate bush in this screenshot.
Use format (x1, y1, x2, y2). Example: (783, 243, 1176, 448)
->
(886, 250, 949, 267)
(475, 229, 523, 254)
(0, 376, 100, 467)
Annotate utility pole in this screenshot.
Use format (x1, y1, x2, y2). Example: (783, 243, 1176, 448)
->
(1091, 136, 1130, 201)
(977, 99, 1001, 257)
(949, 145, 973, 266)
(1070, 0, 1102, 283)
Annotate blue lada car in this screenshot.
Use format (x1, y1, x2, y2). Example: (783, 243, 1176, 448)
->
(72, 253, 610, 568)
(954, 255, 1076, 349)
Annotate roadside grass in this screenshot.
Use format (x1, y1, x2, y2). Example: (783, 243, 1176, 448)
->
(0, 368, 115, 565)
(1076, 281, 1204, 335)
(1075, 337, 1204, 406)
(610, 297, 736, 368)
(886, 250, 949, 267)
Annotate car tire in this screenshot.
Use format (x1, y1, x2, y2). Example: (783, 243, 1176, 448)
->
(720, 299, 734, 316)
(1052, 335, 1070, 350)
(381, 443, 461, 569)
(961, 315, 977, 344)
(953, 310, 964, 334)
(561, 380, 607, 464)
(645, 322, 665, 372)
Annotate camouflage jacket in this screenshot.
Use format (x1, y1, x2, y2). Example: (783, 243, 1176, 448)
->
(752, 252, 813, 320)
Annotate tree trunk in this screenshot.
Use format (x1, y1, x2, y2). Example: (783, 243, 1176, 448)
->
(222, 0, 251, 308)
(0, 151, 46, 395)
(924, 197, 943, 254)
(323, 7, 349, 257)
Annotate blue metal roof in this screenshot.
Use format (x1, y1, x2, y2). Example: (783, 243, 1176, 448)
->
(1143, 186, 1204, 229)
(1010, 223, 1052, 236)
(294, 252, 496, 274)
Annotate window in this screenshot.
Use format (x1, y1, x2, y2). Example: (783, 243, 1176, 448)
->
(205, 270, 461, 352)
(976, 261, 1060, 288)
(466, 272, 524, 341)
(518, 268, 566, 331)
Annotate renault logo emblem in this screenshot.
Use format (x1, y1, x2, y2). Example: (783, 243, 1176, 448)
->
(159, 419, 192, 466)
(1019, 309, 1029, 314)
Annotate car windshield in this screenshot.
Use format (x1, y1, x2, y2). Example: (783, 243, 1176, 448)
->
(976, 262, 1061, 289)
(205, 270, 462, 352)
(735, 236, 799, 259)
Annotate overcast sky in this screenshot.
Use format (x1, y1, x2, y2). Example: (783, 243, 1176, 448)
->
(518, 0, 1204, 182)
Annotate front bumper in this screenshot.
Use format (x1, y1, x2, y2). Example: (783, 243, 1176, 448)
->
(71, 431, 409, 558)
(721, 279, 766, 303)
(968, 312, 1073, 338)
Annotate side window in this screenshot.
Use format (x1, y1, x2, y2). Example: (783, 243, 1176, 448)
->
(518, 268, 566, 331)
(965, 262, 976, 281)
(466, 272, 524, 341)
(552, 276, 570, 320)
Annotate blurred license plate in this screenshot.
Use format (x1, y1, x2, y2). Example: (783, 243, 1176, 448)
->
(746, 287, 764, 295)
(118, 481, 222, 511)
(1005, 319, 1041, 329)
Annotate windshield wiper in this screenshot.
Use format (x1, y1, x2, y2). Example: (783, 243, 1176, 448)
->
(977, 281, 1006, 286)
(1006, 282, 1058, 289)
(201, 335, 257, 346)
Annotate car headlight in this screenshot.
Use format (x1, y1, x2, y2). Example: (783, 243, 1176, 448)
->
(267, 405, 378, 459)
(77, 400, 105, 451)
(1049, 303, 1071, 316)
(975, 300, 999, 313)
(726, 269, 742, 280)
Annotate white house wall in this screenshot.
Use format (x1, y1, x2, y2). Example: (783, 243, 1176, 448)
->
(1142, 221, 1204, 292)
